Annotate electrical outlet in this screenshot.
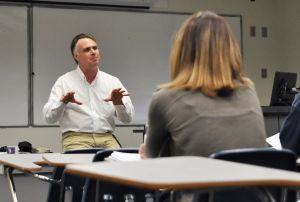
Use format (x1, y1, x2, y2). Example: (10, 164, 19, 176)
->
(261, 68, 267, 78)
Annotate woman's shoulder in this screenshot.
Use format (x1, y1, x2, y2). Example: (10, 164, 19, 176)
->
(234, 77, 253, 86)
(150, 88, 191, 108)
(243, 78, 256, 92)
(232, 78, 256, 94)
(152, 88, 191, 99)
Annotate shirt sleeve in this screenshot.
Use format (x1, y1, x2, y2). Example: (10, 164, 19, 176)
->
(114, 97, 134, 124)
(144, 90, 170, 158)
(42, 78, 67, 124)
(113, 79, 135, 124)
(280, 94, 300, 156)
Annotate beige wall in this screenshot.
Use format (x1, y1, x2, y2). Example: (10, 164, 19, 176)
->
(1, 0, 299, 152)
(151, 0, 291, 106)
(280, 1, 300, 80)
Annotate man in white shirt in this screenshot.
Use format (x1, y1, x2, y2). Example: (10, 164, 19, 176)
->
(43, 33, 134, 151)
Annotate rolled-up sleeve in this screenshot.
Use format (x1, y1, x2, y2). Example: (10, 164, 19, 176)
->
(114, 96, 134, 124)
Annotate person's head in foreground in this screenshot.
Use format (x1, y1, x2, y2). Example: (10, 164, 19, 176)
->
(160, 10, 249, 96)
(139, 11, 254, 159)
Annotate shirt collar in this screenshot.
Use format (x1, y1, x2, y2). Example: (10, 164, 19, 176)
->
(76, 65, 99, 84)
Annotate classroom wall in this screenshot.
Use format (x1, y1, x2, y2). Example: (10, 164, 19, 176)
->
(157, 0, 288, 106)
(0, 0, 299, 152)
(278, 1, 300, 84)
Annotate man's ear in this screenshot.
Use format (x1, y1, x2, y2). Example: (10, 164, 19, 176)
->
(73, 54, 78, 62)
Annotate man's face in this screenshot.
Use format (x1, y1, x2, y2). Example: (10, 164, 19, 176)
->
(73, 38, 100, 69)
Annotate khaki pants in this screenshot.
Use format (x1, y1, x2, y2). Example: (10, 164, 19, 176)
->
(62, 131, 121, 151)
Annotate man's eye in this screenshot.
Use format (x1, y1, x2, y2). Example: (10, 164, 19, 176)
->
(84, 48, 90, 52)
(93, 47, 98, 50)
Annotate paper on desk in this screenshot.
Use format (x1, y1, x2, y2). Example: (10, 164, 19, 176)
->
(266, 133, 282, 150)
(105, 151, 142, 162)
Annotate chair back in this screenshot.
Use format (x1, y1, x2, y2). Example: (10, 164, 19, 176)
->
(208, 148, 297, 202)
(46, 148, 104, 202)
(82, 148, 156, 202)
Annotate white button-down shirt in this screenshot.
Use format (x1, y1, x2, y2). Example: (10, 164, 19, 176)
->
(43, 66, 134, 134)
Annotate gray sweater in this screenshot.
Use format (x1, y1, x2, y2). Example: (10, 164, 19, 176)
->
(144, 81, 267, 158)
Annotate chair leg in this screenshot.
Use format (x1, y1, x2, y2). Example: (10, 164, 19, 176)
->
(170, 190, 176, 202)
(280, 187, 287, 202)
(96, 180, 100, 202)
(145, 193, 154, 202)
(59, 170, 67, 202)
(124, 194, 134, 202)
(208, 191, 214, 202)
(248, 187, 276, 202)
(64, 186, 73, 202)
(102, 194, 113, 202)
(6, 166, 18, 202)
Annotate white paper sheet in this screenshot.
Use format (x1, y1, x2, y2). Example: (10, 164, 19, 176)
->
(266, 133, 282, 150)
(105, 151, 142, 162)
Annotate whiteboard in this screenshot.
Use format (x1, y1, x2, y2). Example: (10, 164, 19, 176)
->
(32, 6, 242, 126)
(0, 4, 29, 127)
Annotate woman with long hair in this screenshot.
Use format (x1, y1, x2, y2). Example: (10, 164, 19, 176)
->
(139, 11, 267, 159)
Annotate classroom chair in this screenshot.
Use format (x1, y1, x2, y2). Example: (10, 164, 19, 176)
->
(202, 147, 298, 202)
(46, 148, 104, 202)
(81, 148, 156, 202)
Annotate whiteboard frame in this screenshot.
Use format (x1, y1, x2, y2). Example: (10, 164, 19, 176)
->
(0, 2, 30, 128)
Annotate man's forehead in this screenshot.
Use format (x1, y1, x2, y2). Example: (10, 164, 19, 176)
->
(77, 38, 97, 48)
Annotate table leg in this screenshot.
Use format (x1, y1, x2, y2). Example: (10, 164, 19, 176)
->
(6, 166, 18, 202)
(96, 180, 100, 202)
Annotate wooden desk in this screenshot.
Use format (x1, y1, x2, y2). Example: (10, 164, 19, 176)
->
(0, 153, 95, 171)
(0, 153, 95, 202)
(0, 154, 47, 171)
(42, 153, 95, 167)
(0, 154, 51, 202)
(66, 156, 300, 190)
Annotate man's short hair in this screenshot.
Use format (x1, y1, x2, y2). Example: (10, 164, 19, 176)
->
(70, 33, 97, 64)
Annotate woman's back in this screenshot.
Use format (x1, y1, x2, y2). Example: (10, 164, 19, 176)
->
(144, 81, 267, 158)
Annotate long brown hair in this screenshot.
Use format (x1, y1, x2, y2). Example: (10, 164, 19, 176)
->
(160, 11, 249, 97)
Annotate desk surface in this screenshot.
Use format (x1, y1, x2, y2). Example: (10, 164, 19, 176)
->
(0, 154, 48, 171)
(0, 153, 95, 171)
(42, 153, 95, 167)
(66, 156, 300, 190)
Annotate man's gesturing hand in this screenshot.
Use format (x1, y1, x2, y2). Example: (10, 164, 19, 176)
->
(60, 91, 83, 105)
(103, 88, 130, 105)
